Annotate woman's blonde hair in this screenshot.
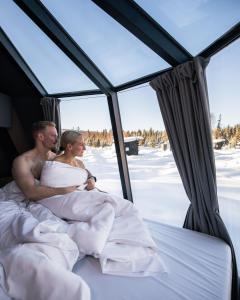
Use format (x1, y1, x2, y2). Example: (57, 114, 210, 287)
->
(60, 130, 83, 150)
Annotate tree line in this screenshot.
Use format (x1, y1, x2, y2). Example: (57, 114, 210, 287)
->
(71, 127, 169, 148)
(212, 124, 240, 148)
(71, 124, 240, 148)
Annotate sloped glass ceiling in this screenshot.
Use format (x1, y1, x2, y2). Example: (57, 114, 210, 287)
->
(41, 0, 170, 85)
(0, 0, 97, 94)
(135, 0, 240, 55)
(1, 0, 239, 92)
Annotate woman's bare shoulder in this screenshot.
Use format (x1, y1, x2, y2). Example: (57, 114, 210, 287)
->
(75, 158, 85, 168)
(53, 155, 64, 162)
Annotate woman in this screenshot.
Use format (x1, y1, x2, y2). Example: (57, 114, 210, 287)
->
(54, 130, 96, 191)
(39, 130, 166, 277)
(40, 130, 98, 192)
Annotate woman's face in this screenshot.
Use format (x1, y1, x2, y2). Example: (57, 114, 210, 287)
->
(71, 136, 86, 156)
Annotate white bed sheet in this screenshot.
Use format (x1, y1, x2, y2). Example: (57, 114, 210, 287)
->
(72, 220, 232, 300)
(0, 205, 232, 300)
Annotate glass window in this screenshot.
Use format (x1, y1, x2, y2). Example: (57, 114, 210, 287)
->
(0, 0, 97, 93)
(41, 0, 170, 85)
(135, 0, 240, 55)
(206, 38, 240, 270)
(60, 95, 122, 195)
(118, 84, 189, 226)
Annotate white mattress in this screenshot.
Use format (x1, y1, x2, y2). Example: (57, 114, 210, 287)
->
(73, 220, 232, 300)
(0, 221, 232, 300)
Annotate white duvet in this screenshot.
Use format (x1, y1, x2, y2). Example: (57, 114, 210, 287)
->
(0, 184, 90, 300)
(0, 161, 166, 300)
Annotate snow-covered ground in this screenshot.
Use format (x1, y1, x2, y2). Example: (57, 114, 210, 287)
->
(83, 146, 240, 269)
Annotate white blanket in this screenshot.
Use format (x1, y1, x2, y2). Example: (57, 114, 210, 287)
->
(39, 161, 166, 276)
(40, 161, 88, 191)
(0, 162, 167, 300)
(0, 181, 90, 300)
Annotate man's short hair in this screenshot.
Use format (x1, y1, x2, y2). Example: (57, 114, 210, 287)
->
(31, 121, 56, 138)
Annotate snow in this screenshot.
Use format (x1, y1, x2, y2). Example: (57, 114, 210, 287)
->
(212, 138, 226, 143)
(82, 146, 240, 269)
(124, 136, 143, 142)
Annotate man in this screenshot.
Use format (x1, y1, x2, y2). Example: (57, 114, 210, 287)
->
(12, 121, 78, 201)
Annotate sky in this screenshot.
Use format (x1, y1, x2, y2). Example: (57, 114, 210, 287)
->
(61, 39, 240, 131)
(60, 84, 165, 131)
(206, 39, 240, 128)
(0, 0, 239, 131)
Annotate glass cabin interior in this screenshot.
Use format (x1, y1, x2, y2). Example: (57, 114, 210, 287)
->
(0, 1, 239, 299)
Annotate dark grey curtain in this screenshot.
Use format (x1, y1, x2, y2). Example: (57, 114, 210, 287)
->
(40, 97, 61, 149)
(150, 57, 238, 300)
(40, 97, 61, 134)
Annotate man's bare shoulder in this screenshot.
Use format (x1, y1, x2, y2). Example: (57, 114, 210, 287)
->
(13, 149, 35, 166)
(12, 149, 36, 181)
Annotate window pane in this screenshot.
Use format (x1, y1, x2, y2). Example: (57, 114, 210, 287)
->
(206, 38, 240, 270)
(135, 0, 240, 55)
(0, 0, 97, 93)
(41, 0, 170, 85)
(60, 95, 122, 195)
(118, 84, 189, 226)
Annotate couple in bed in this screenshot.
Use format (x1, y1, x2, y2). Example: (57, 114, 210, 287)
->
(12, 121, 94, 201)
(12, 121, 166, 276)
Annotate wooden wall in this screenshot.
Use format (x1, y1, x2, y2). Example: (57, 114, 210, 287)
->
(0, 43, 43, 177)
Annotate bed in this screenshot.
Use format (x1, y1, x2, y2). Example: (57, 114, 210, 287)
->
(0, 222, 232, 300)
(0, 182, 232, 300)
(72, 220, 232, 300)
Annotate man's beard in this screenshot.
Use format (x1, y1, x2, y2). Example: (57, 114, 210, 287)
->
(50, 144, 58, 153)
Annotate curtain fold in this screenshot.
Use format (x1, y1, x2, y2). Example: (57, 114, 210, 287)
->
(150, 57, 238, 300)
(40, 97, 61, 149)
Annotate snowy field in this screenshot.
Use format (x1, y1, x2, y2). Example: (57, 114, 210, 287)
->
(83, 146, 240, 269)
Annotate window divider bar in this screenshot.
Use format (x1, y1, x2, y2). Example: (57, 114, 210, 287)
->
(107, 92, 133, 202)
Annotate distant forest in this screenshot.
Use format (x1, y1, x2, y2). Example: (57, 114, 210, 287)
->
(212, 124, 240, 147)
(71, 124, 240, 148)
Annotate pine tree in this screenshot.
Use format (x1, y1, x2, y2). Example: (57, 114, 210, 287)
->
(217, 114, 222, 129)
(96, 139, 101, 147)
